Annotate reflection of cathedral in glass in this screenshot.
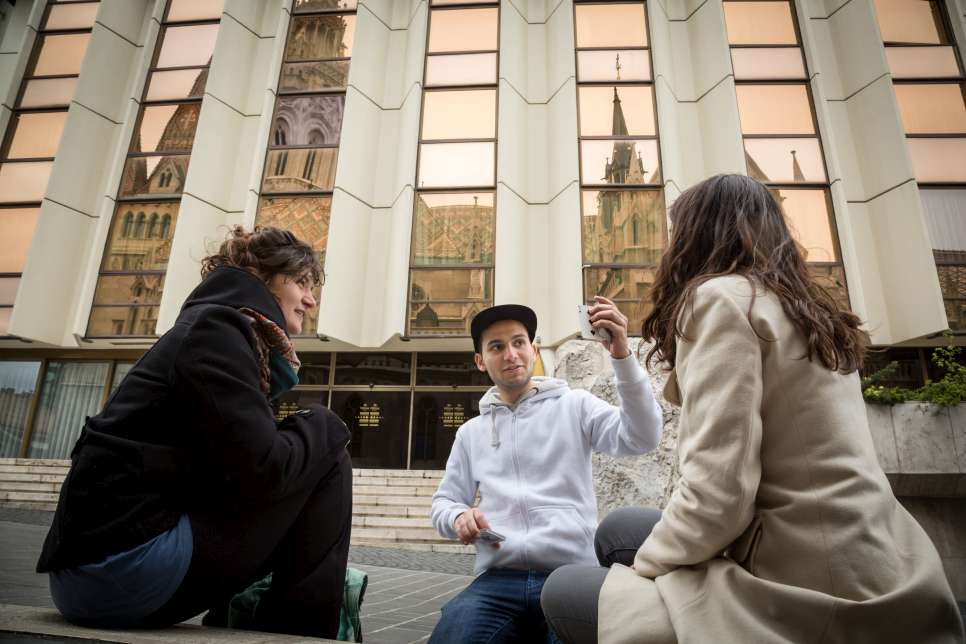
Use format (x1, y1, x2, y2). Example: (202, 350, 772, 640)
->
(412, 196, 494, 266)
(586, 87, 664, 267)
(258, 197, 329, 255)
(409, 195, 494, 334)
(105, 205, 176, 272)
(287, 14, 351, 60)
(121, 69, 208, 198)
(273, 96, 344, 147)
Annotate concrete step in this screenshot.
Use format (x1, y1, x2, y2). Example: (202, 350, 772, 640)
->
(354, 504, 430, 518)
(0, 500, 57, 512)
(352, 515, 433, 529)
(0, 481, 60, 493)
(354, 468, 443, 479)
(352, 526, 443, 541)
(352, 477, 440, 489)
(0, 472, 70, 483)
(0, 458, 70, 467)
(352, 538, 474, 555)
(0, 464, 70, 476)
(353, 494, 431, 507)
(352, 484, 438, 497)
(0, 491, 59, 503)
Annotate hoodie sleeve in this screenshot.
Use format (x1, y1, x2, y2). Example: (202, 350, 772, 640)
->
(431, 427, 476, 540)
(581, 355, 663, 456)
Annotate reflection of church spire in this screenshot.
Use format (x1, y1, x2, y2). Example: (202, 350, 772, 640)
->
(791, 149, 805, 182)
(612, 86, 629, 136)
(603, 83, 642, 185)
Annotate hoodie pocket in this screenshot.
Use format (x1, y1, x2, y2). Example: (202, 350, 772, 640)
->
(526, 505, 596, 568)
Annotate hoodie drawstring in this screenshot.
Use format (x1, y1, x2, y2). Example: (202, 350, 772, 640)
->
(490, 408, 500, 448)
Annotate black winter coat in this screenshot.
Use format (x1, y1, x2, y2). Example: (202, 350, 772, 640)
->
(37, 267, 349, 572)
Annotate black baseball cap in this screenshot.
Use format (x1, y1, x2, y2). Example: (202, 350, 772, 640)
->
(471, 304, 538, 353)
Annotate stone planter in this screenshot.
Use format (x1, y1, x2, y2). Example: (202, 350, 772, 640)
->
(868, 402, 966, 498)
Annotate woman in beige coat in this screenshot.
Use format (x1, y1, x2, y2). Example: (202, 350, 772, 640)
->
(541, 174, 963, 643)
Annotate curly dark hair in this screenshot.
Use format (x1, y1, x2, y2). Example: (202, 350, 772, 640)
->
(642, 174, 866, 374)
(201, 225, 323, 287)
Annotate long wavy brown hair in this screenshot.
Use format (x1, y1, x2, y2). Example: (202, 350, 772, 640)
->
(642, 174, 866, 373)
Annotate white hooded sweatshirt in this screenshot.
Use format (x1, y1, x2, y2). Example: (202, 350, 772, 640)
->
(430, 355, 662, 575)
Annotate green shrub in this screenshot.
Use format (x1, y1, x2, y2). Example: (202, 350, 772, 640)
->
(861, 334, 965, 407)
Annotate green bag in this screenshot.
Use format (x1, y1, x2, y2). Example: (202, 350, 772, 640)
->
(210, 567, 368, 642)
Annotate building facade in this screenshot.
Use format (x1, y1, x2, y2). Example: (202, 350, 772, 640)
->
(0, 0, 964, 476)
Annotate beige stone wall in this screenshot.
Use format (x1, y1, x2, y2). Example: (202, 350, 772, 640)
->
(553, 338, 681, 515)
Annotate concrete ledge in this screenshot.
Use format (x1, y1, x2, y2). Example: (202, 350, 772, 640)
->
(871, 402, 966, 497)
(0, 604, 340, 643)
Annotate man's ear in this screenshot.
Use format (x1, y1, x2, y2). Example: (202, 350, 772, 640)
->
(474, 353, 486, 372)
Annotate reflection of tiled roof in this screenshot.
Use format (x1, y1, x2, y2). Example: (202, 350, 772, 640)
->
(258, 198, 329, 250)
(412, 204, 494, 263)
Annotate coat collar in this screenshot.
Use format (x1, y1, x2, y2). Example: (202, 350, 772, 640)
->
(180, 266, 288, 332)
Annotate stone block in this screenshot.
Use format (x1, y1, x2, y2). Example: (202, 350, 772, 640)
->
(893, 403, 958, 474)
(950, 405, 966, 474)
(555, 338, 681, 516)
(865, 403, 899, 472)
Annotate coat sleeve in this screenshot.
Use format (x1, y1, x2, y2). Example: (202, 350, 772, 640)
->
(430, 428, 476, 540)
(634, 283, 763, 578)
(582, 355, 663, 457)
(173, 306, 341, 501)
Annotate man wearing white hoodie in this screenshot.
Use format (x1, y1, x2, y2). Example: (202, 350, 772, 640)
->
(428, 299, 663, 644)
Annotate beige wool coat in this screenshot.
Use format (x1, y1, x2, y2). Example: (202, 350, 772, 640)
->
(599, 275, 964, 644)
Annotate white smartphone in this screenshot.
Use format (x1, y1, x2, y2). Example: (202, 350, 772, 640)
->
(478, 528, 506, 543)
(577, 304, 612, 343)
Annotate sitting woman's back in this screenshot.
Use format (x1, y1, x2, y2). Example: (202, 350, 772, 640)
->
(542, 174, 964, 644)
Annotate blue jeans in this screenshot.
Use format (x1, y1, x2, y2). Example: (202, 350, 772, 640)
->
(429, 569, 563, 644)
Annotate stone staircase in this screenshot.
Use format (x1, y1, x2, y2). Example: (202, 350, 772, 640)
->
(0, 459, 472, 554)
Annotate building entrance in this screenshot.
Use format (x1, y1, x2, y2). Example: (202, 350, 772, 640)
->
(273, 352, 490, 470)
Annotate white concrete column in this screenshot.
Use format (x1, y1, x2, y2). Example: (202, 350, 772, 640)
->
(495, 0, 581, 346)
(318, 0, 427, 347)
(650, 0, 745, 204)
(803, 0, 947, 344)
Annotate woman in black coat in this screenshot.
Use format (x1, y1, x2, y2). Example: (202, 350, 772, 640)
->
(37, 226, 352, 639)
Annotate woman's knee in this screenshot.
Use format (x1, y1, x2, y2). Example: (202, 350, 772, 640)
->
(594, 507, 662, 567)
(541, 565, 606, 644)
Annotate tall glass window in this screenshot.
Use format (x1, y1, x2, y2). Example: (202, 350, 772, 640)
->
(0, 1, 99, 336)
(27, 361, 109, 459)
(0, 361, 42, 457)
(724, 0, 850, 311)
(87, 0, 223, 337)
(874, 0, 966, 329)
(254, 0, 358, 336)
(407, 0, 499, 337)
(574, 0, 662, 332)
(0, 357, 149, 459)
